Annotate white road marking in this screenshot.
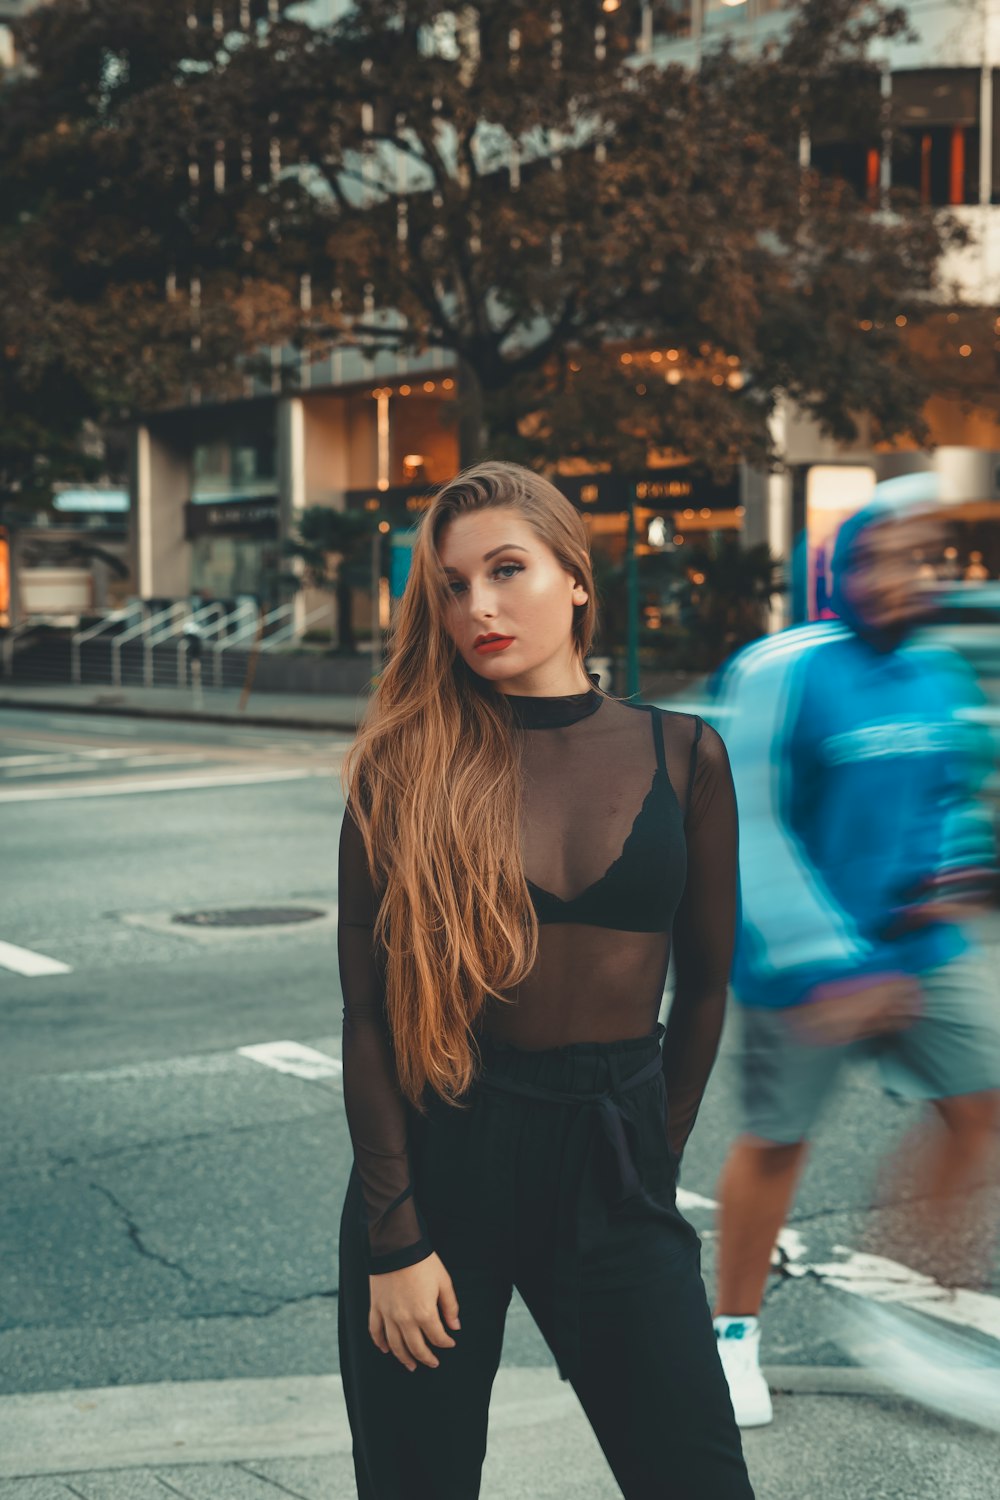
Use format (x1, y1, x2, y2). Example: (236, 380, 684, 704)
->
(0, 752, 77, 768)
(794, 1248, 1000, 1343)
(118, 754, 212, 769)
(1, 758, 134, 778)
(0, 940, 71, 977)
(238, 1039, 344, 1082)
(46, 1038, 342, 1084)
(0, 768, 316, 802)
(676, 1187, 720, 1213)
(677, 1186, 1000, 1344)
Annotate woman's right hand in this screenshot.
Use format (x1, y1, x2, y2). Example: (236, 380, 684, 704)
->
(369, 1253, 461, 1372)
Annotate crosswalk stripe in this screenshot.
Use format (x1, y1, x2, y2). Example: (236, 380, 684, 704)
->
(238, 1039, 344, 1082)
(0, 768, 317, 802)
(0, 940, 72, 976)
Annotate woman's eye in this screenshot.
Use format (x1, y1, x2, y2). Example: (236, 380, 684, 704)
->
(448, 562, 523, 595)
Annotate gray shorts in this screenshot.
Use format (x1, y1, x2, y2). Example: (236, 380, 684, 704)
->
(738, 946, 1000, 1144)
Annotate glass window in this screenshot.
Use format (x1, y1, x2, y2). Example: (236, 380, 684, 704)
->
(702, 0, 750, 29)
(808, 67, 882, 205)
(891, 69, 981, 207)
(649, 1, 693, 40)
(892, 125, 980, 207)
(191, 416, 277, 504)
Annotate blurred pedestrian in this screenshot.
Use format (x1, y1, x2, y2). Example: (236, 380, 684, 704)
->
(337, 461, 754, 1497)
(710, 473, 1000, 1428)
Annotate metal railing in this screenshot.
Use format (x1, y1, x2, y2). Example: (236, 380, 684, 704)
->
(143, 602, 225, 688)
(258, 603, 333, 651)
(173, 602, 252, 689)
(208, 601, 280, 688)
(1, 618, 37, 679)
(71, 605, 142, 684)
(111, 603, 182, 688)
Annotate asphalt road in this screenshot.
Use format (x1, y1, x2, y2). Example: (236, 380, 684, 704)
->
(2, 707, 998, 1498)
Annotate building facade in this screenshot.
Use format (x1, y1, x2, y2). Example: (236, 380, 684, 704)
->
(115, 4, 1000, 640)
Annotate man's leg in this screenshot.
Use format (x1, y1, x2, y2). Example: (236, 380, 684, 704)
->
(712, 1003, 845, 1426)
(870, 1088, 1000, 1286)
(714, 1135, 810, 1317)
(872, 949, 1000, 1286)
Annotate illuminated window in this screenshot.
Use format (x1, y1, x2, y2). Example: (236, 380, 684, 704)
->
(891, 70, 981, 207)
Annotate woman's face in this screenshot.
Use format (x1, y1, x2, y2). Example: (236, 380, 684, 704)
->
(437, 506, 589, 692)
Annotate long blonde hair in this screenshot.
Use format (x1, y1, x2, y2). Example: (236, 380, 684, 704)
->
(340, 460, 606, 1111)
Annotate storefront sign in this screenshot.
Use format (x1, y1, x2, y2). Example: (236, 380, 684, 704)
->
(184, 498, 280, 539)
(346, 467, 739, 523)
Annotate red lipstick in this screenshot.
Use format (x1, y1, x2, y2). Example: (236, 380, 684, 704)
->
(474, 635, 514, 654)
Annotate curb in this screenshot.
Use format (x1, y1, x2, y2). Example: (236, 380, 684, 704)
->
(0, 1366, 898, 1480)
(0, 695, 358, 735)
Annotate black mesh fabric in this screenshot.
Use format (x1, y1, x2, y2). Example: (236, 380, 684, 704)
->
(338, 681, 739, 1272)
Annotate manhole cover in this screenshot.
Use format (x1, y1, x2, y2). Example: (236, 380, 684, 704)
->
(172, 907, 327, 928)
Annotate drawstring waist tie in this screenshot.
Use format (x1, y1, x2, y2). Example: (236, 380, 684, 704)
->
(474, 1021, 689, 1384)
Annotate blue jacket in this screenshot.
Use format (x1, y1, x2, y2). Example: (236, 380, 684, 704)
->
(717, 557, 995, 1010)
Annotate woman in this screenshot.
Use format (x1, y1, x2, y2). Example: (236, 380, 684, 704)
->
(337, 461, 753, 1499)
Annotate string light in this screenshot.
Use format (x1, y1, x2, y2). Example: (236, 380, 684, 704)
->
(959, 344, 972, 356)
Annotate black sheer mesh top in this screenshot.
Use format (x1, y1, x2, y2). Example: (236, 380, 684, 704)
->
(337, 675, 739, 1272)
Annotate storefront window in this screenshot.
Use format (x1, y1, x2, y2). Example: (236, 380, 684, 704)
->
(891, 69, 981, 207)
(702, 0, 750, 29)
(191, 417, 277, 504)
(189, 537, 283, 602)
(649, 1, 693, 40)
(807, 66, 882, 205)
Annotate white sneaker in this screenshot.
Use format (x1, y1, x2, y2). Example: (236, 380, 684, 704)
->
(714, 1317, 773, 1427)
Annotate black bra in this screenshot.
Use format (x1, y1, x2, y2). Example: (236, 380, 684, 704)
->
(526, 707, 700, 933)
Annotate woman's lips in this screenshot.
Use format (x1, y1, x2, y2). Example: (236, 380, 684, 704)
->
(474, 637, 514, 654)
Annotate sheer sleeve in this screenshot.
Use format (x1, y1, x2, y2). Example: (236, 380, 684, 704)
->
(338, 800, 433, 1273)
(663, 717, 740, 1160)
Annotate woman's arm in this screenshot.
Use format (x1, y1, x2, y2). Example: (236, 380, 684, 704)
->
(664, 717, 740, 1160)
(338, 800, 433, 1272)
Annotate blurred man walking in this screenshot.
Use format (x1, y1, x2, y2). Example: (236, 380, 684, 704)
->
(712, 474, 1000, 1428)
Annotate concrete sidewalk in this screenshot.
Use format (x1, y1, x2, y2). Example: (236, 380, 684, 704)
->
(1, 1367, 996, 1500)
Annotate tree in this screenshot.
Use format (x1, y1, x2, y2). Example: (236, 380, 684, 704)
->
(282, 503, 378, 651)
(669, 536, 785, 668)
(0, 0, 988, 479)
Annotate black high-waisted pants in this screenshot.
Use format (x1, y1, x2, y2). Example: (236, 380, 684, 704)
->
(338, 1024, 755, 1500)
